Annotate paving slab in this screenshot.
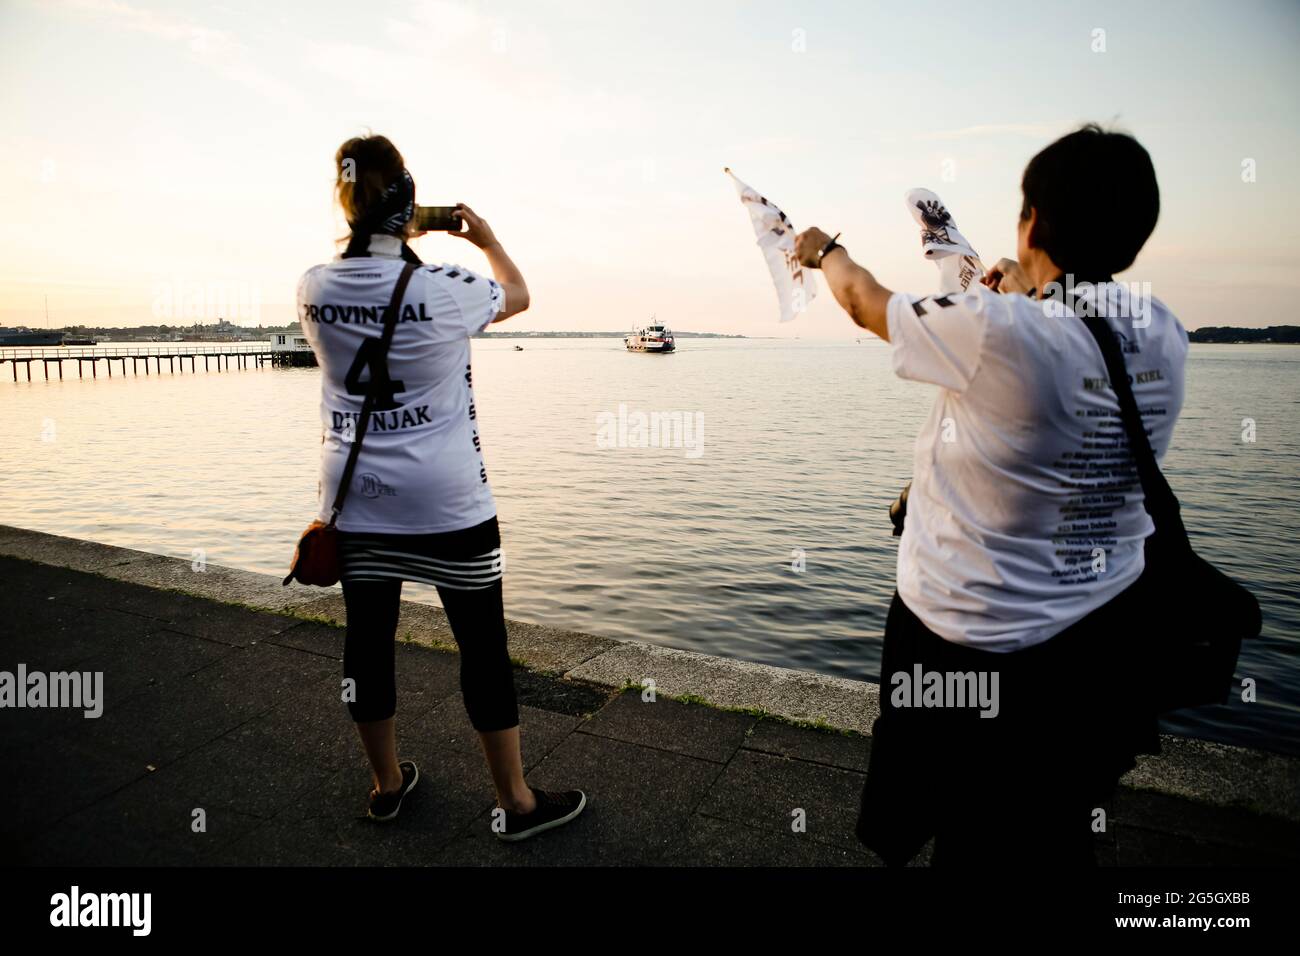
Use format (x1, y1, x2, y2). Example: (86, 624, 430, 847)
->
(743, 716, 872, 773)
(1112, 787, 1300, 859)
(261, 619, 345, 657)
(406, 701, 581, 771)
(697, 749, 872, 856)
(579, 688, 756, 763)
(27, 776, 267, 867)
(74, 627, 241, 702)
(210, 811, 370, 868)
(664, 813, 875, 867)
(2, 597, 164, 670)
(1, 731, 154, 859)
(1113, 824, 1296, 867)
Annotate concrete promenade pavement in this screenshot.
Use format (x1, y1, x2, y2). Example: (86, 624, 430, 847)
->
(1, 525, 1297, 867)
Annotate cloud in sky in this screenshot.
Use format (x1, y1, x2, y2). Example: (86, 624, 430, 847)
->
(47, 0, 305, 106)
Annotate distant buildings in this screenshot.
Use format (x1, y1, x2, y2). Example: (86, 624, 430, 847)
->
(54, 319, 299, 343)
(187, 319, 257, 342)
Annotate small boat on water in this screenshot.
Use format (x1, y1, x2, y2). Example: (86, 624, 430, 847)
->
(513, 345, 524, 351)
(624, 318, 675, 353)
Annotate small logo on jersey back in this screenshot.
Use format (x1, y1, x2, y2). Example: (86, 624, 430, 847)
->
(357, 473, 397, 499)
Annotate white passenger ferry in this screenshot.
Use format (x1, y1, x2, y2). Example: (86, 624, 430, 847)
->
(624, 318, 675, 353)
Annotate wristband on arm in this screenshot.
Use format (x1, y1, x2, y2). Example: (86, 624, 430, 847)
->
(815, 233, 844, 268)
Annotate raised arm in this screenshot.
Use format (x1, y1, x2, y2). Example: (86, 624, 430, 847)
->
(451, 203, 530, 321)
(794, 227, 894, 341)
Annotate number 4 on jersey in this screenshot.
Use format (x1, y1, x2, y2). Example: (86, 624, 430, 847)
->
(344, 338, 405, 410)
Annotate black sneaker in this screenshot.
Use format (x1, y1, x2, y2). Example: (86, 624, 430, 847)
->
(367, 760, 419, 822)
(495, 787, 587, 842)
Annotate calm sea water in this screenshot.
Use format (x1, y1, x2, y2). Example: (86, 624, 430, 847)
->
(2, 338, 1297, 754)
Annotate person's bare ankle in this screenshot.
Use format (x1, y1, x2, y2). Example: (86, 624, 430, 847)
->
(376, 768, 404, 795)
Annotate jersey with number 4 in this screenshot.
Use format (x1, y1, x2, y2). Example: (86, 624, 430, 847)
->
(297, 249, 505, 534)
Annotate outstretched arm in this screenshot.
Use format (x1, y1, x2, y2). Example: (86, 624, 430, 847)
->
(450, 203, 531, 321)
(795, 227, 894, 341)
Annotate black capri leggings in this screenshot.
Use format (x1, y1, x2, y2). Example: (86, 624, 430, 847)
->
(341, 577, 519, 732)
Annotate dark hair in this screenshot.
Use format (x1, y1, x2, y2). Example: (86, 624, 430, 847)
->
(1020, 124, 1159, 280)
(335, 134, 406, 228)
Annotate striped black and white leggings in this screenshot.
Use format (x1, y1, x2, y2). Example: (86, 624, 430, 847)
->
(337, 516, 519, 732)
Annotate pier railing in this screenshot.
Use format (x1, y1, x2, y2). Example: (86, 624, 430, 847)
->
(0, 342, 315, 380)
(0, 342, 275, 360)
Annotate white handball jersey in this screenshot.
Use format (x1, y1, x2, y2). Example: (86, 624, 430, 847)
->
(297, 234, 505, 534)
(886, 282, 1188, 651)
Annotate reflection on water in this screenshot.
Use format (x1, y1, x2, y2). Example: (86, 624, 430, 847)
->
(2, 338, 1297, 754)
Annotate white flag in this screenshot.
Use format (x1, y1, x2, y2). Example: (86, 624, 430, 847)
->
(725, 168, 816, 322)
(904, 187, 985, 294)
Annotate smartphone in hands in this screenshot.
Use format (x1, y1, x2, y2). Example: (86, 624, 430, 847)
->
(414, 206, 463, 232)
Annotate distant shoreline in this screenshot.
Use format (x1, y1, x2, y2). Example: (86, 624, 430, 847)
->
(477, 330, 747, 339)
(1187, 326, 1300, 344)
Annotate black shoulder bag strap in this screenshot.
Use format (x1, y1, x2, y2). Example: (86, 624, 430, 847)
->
(1077, 307, 1260, 713)
(1076, 312, 1189, 552)
(328, 260, 418, 527)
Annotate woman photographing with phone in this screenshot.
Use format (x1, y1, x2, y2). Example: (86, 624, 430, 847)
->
(295, 134, 586, 840)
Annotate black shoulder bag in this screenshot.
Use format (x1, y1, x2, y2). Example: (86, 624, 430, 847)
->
(1079, 312, 1261, 713)
(283, 260, 418, 587)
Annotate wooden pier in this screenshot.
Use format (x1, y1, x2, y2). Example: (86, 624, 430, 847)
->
(0, 343, 316, 381)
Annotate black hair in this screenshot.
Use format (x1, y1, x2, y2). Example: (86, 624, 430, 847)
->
(1020, 123, 1159, 281)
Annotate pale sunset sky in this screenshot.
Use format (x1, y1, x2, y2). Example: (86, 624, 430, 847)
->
(1, 0, 1297, 337)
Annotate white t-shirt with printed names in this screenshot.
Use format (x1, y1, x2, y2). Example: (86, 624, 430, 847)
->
(886, 282, 1188, 652)
(297, 235, 505, 534)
